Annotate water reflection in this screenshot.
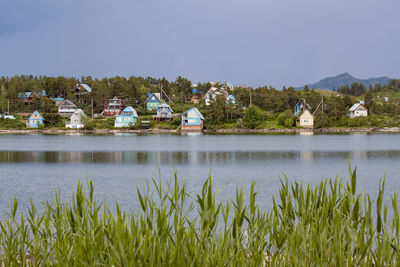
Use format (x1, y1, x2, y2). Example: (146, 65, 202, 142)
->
(0, 150, 399, 164)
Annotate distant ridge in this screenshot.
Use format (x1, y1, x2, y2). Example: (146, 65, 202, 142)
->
(296, 73, 391, 90)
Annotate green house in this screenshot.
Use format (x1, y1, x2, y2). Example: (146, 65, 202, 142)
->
(146, 93, 161, 110)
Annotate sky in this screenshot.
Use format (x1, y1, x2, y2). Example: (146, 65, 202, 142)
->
(0, 0, 399, 88)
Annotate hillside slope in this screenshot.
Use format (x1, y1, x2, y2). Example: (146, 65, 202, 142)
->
(296, 73, 391, 90)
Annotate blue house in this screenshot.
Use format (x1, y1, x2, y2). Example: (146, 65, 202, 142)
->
(181, 107, 204, 131)
(156, 103, 173, 121)
(294, 102, 303, 116)
(146, 93, 161, 110)
(26, 111, 44, 128)
(114, 106, 138, 128)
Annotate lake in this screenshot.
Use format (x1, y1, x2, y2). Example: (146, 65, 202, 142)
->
(0, 133, 400, 216)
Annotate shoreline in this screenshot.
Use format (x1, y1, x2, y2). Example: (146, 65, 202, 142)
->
(0, 127, 400, 134)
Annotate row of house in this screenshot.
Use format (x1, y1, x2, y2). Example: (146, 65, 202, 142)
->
(25, 109, 87, 129)
(25, 105, 205, 130)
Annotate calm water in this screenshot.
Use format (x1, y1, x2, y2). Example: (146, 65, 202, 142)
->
(0, 133, 399, 216)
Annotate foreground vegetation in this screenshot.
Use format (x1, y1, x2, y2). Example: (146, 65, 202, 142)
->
(1, 166, 400, 265)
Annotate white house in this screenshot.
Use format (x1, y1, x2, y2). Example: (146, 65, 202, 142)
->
(204, 86, 229, 105)
(349, 102, 368, 118)
(297, 109, 314, 128)
(58, 99, 77, 117)
(66, 109, 86, 129)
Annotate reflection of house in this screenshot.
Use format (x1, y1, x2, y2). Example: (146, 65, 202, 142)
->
(74, 83, 92, 103)
(181, 107, 204, 131)
(26, 111, 44, 128)
(66, 109, 86, 129)
(104, 97, 123, 116)
(58, 99, 77, 117)
(156, 103, 173, 121)
(349, 102, 368, 118)
(114, 106, 138, 128)
(146, 93, 161, 110)
(297, 109, 314, 128)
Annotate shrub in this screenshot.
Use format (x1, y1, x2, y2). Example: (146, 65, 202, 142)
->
(243, 105, 264, 128)
(0, 167, 400, 265)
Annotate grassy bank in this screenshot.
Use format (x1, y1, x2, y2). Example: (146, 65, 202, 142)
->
(1, 166, 400, 265)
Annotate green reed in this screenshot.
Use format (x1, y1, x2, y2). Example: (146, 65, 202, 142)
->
(1, 166, 400, 266)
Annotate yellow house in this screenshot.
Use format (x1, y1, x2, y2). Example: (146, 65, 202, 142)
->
(297, 109, 314, 128)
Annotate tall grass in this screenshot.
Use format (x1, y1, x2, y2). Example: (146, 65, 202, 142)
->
(1, 165, 400, 266)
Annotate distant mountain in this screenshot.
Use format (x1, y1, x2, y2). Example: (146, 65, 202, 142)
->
(296, 73, 391, 91)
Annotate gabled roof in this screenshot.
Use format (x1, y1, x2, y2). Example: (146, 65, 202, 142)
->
(18, 92, 34, 99)
(183, 107, 204, 120)
(29, 110, 43, 119)
(58, 99, 77, 109)
(299, 109, 313, 118)
(76, 83, 92, 93)
(121, 106, 138, 117)
(349, 103, 367, 112)
(106, 97, 122, 106)
(72, 109, 86, 117)
(157, 103, 173, 112)
(146, 93, 161, 103)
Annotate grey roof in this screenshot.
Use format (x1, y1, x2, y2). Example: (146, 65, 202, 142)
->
(183, 107, 204, 120)
(121, 106, 138, 117)
(80, 84, 92, 92)
(157, 103, 173, 112)
(76, 83, 92, 93)
(349, 103, 367, 111)
(58, 99, 77, 108)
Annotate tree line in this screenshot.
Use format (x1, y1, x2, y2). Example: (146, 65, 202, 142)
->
(1, 75, 400, 128)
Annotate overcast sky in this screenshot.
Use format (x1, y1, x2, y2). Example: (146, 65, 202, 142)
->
(0, 0, 399, 88)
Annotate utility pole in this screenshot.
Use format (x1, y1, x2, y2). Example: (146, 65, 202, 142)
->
(322, 97, 324, 113)
(7, 99, 9, 114)
(91, 98, 94, 119)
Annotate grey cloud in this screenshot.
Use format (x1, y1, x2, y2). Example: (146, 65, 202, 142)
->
(0, 0, 399, 87)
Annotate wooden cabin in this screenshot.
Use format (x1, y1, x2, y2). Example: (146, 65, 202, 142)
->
(58, 99, 77, 117)
(17, 92, 37, 104)
(104, 97, 123, 116)
(349, 102, 368, 118)
(65, 109, 86, 129)
(114, 106, 138, 128)
(146, 93, 161, 110)
(26, 111, 44, 128)
(297, 109, 314, 128)
(181, 107, 204, 131)
(74, 83, 92, 103)
(156, 103, 173, 121)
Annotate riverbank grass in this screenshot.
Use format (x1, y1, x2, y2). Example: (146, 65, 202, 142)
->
(1, 167, 400, 265)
